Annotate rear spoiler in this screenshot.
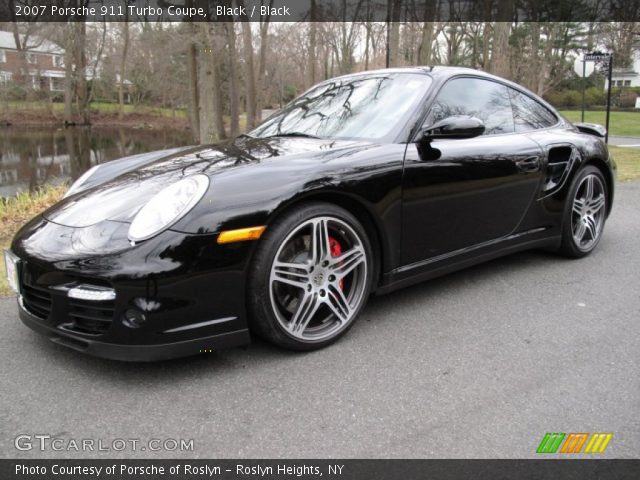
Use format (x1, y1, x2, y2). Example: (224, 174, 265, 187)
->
(573, 122, 607, 138)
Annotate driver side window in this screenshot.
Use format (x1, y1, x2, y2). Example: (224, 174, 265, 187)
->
(430, 77, 515, 135)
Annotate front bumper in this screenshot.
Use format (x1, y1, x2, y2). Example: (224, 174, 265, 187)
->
(18, 300, 249, 361)
(10, 218, 255, 361)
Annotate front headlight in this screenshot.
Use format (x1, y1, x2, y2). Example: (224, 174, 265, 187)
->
(128, 175, 209, 242)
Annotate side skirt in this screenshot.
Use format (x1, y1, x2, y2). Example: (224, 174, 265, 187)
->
(375, 233, 561, 295)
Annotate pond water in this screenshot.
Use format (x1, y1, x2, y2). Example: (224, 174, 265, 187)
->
(0, 127, 194, 198)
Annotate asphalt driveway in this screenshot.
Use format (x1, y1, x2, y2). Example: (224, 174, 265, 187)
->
(1, 182, 639, 459)
(609, 136, 640, 149)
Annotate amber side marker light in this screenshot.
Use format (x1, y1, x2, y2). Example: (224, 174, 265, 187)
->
(217, 226, 267, 244)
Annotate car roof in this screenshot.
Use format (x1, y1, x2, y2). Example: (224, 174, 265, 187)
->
(328, 65, 516, 84)
(321, 66, 562, 119)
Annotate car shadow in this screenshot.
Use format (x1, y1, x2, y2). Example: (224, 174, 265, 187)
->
(30, 248, 577, 382)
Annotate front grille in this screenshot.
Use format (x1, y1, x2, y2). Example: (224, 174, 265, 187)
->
(65, 298, 115, 335)
(19, 261, 116, 336)
(22, 284, 52, 320)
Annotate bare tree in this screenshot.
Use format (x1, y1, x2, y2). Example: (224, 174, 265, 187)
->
(386, 0, 402, 67)
(307, 1, 317, 85)
(187, 37, 200, 141)
(58, 20, 91, 125)
(63, 23, 75, 123)
(255, 0, 274, 123)
(237, 0, 257, 129)
(602, 22, 640, 68)
(197, 24, 225, 144)
(224, 21, 240, 137)
(8, 1, 43, 87)
(418, 0, 437, 65)
(490, 0, 514, 77)
(118, 15, 130, 119)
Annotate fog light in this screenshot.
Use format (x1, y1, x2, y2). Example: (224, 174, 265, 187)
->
(123, 309, 146, 328)
(68, 285, 115, 302)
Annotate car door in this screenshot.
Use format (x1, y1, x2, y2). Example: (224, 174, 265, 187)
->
(401, 76, 544, 266)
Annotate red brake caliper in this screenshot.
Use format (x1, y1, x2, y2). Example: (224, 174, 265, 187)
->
(329, 236, 345, 290)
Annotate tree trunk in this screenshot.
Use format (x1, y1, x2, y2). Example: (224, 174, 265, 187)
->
(528, 23, 540, 93)
(363, 21, 371, 70)
(256, 2, 273, 124)
(490, 0, 513, 77)
(482, 22, 491, 70)
(9, 19, 28, 87)
(74, 22, 90, 125)
(118, 21, 130, 119)
(490, 22, 511, 78)
(185, 0, 200, 142)
(225, 21, 240, 137)
(198, 24, 225, 144)
(537, 24, 556, 95)
(198, 31, 215, 145)
(213, 57, 225, 140)
(418, 22, 434, 65)
(187, 37, 200, 142)
(307, 0, 317, 85)
(64, 23, 74, 124)
(387, 0, 402, 67)
(238, 0, 257, 130)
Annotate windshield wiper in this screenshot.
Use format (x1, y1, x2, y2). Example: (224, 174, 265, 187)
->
(267, 132, 321, 139)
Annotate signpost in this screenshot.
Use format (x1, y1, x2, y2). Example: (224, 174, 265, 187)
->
(580, 52, 613, 144)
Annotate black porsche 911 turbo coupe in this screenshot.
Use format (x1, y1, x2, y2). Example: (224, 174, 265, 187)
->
(6, 66, 614, 360)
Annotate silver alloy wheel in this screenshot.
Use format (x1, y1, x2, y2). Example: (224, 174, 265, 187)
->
(572, 173, 606, 251)
(268, 216, 368, 341)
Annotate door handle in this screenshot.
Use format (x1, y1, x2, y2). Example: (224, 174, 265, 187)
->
(516, 156, 540, 172)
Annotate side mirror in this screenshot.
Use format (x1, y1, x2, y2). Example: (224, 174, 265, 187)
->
(418, 116, 485, 141)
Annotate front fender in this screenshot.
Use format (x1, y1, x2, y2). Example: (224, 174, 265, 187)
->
(172, 144, 406, 236)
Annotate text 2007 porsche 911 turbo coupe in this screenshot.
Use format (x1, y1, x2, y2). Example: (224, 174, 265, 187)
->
(5, 67, 615, 360)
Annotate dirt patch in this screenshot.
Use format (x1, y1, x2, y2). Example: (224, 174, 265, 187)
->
(0, 110, 191, 131)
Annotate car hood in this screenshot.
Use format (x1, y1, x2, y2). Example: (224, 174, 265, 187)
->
(42, 136, 369, 228)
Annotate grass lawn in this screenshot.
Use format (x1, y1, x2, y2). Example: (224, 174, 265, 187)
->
(561, 110, 640, 138)
(609, 146, 640, 182)
(3, 100, 253, 129)
(0, 185, 67, 297)
(4, 100, 188, 118)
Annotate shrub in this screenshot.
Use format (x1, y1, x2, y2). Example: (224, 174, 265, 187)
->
(4, 83, 28, 101)
(544, 90, 564, 107)
(562, 90, 582, 107)
(545, 88, 612, 108)
(585, 87, 606, 107)
(619, 92, 638, 108)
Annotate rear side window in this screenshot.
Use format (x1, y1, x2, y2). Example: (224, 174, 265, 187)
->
(509, 88, 558, 132)
(430, 77, 515, 135)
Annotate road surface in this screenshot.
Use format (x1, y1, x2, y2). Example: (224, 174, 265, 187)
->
(1, 183, 639, 459)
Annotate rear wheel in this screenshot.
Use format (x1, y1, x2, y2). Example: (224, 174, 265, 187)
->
(558, 166, 608, 258)
(248, 203, 373, 350)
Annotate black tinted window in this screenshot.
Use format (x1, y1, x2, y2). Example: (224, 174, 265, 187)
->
(430, 77, 514, 135)
(509, 88, 558, 131)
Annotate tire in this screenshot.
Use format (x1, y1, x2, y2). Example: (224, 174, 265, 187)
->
(248, 202, 373, 350)
(558, 165, 608, 258)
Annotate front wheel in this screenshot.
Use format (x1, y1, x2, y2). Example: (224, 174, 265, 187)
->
(558, 166, 608, 258)
(248, 203, 373, 350)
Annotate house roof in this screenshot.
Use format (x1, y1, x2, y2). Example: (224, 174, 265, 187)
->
(0, 30, 63, 55)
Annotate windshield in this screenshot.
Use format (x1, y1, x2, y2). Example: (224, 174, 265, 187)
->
(249, 73, 432, 141)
